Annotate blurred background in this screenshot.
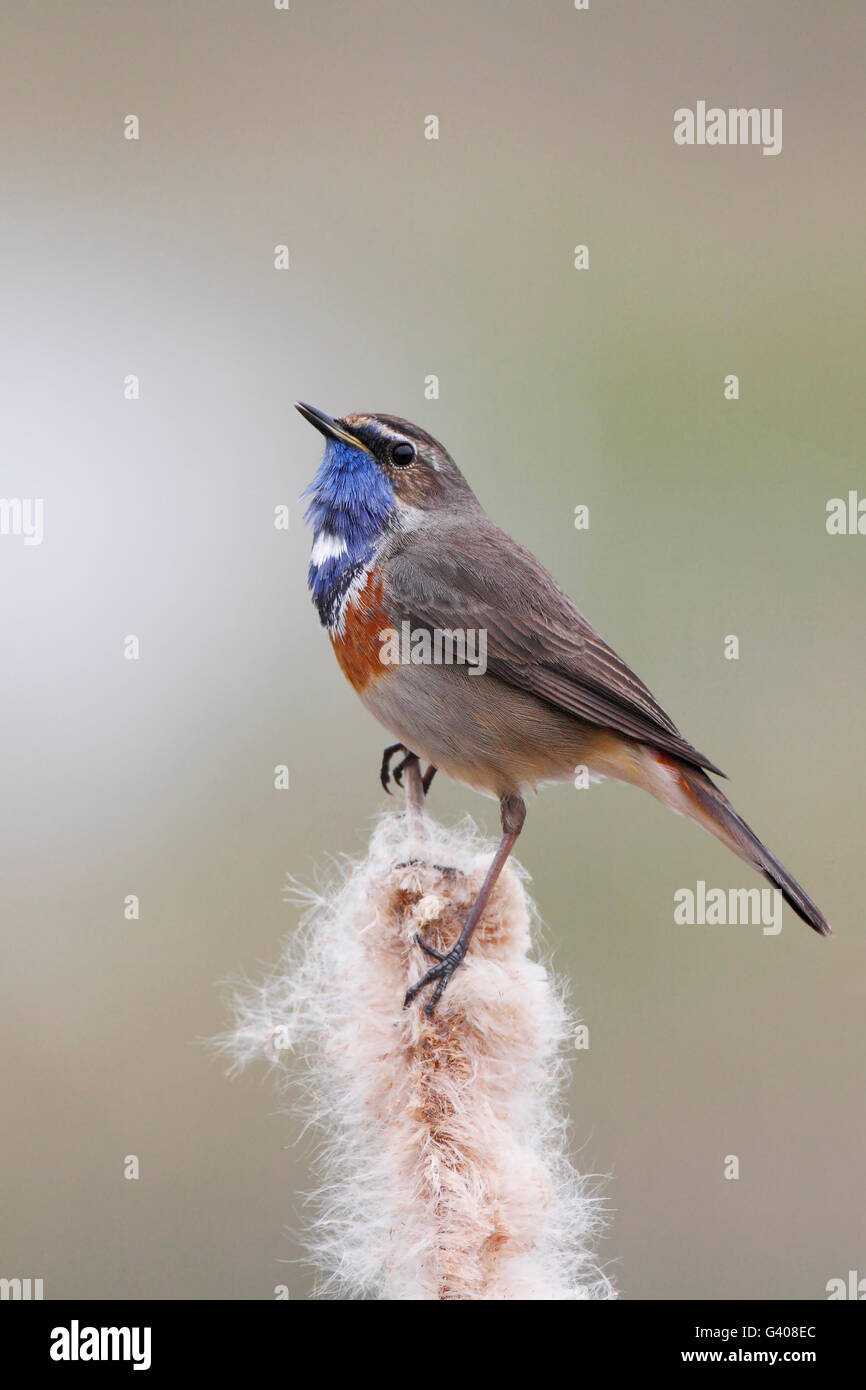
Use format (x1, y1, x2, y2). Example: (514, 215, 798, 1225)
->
(1, 0, 863, 1300)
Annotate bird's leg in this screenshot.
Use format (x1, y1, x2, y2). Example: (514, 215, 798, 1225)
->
(404, 793, 526, 1017)
(380, 743, 437, 796)
(401, 751, 426, 827)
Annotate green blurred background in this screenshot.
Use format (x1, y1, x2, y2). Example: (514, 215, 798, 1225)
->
(1, 0, 863, 1299)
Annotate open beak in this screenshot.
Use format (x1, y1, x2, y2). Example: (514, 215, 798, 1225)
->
(295, 402, 367, 451)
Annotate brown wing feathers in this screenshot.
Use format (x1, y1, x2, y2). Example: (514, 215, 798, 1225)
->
(384, 523, 726, 778)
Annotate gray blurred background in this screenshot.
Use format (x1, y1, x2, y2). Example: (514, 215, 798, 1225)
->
(1, 0, 863, 1300)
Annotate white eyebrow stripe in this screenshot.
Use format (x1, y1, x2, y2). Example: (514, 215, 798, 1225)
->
(310, 531, 348, 565)
(372, 425, 436, 467)
(371, 427, 403, 447)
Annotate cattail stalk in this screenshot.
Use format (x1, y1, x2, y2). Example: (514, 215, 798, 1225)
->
(220, 767, 613, 1300)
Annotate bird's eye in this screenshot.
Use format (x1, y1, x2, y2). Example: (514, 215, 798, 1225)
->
(391, 441, 415, 467)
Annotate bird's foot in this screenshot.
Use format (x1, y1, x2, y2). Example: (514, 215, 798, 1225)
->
(380, 742, 406, 793)
(380, 744, 437, 796)
(403, 934, 467, 1016)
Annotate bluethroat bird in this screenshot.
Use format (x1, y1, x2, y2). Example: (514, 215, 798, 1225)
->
(296, 404, 830, 1015)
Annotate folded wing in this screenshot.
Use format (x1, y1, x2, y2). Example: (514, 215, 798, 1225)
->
(383, 519, 725, 777)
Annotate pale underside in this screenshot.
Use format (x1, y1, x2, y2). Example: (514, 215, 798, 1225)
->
(360, 662, 652, 802)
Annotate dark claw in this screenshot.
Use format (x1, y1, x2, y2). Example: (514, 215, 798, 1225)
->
(380, 744, 438, 799)
(380, 742, 407, 795)
(392, 752, 414, 787)
(413, 932, 445, 962)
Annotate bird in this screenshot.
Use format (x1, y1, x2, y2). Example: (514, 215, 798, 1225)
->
(296, 402, 831, 1014)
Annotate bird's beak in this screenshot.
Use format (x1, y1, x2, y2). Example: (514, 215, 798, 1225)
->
(295, 402, 368, 452)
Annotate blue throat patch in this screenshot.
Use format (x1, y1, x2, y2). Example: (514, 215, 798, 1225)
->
(302, 438, 396, 627)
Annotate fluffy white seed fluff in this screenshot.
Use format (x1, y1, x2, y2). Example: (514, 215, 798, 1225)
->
(217, 810, 615, 1301)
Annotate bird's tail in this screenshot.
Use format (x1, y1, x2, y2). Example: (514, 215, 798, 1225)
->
(642, 751, 831, 936)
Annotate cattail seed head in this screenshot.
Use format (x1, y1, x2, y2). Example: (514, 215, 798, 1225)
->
(218, 811, 614, 1301)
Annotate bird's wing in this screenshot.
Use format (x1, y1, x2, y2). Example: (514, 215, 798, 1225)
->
(382, 519, 725, 777)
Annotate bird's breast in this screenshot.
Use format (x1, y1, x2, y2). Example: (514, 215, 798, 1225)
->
(329, 566, 393, 693)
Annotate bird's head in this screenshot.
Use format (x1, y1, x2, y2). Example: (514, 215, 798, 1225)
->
(296, 403, 476, 541)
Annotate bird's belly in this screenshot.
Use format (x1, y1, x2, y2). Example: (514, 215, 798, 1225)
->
(357, 662, 626, 799)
